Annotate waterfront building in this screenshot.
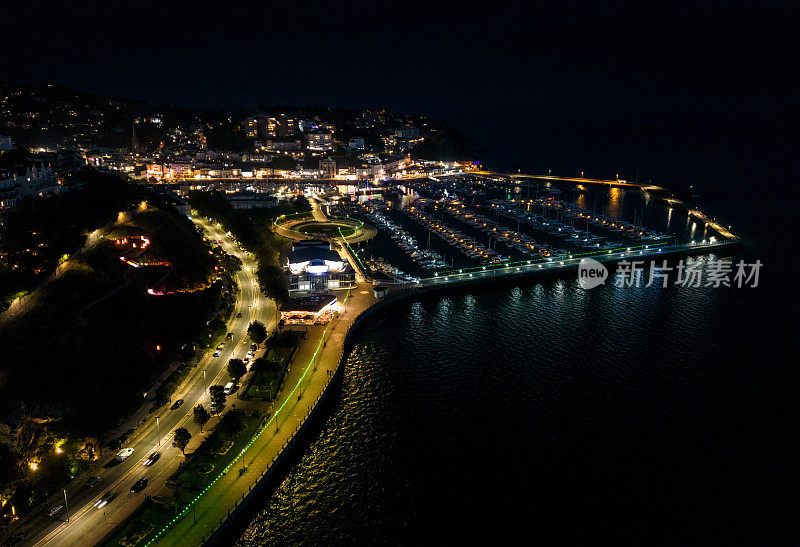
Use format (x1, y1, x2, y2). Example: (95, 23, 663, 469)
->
(169, 162, 193, 179)
(225, 191, 278, 210)
(286, 240, 355, 292)
(279, 293, 338, 325)
(146, 163, 165, 180)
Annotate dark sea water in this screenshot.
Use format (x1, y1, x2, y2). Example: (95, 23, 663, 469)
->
(234, 170, 799, 544)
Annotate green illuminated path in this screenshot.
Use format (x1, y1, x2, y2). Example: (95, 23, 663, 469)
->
(153, 286, 376, 546)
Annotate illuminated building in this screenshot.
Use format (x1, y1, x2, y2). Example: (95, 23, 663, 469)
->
(279, 294, 338, 325)
(20, 164, 58, 198)
(319, 158, 336, 179)
(306, 131, 333, 151)
(286, 240, 355, 291)
(264, 139, 302, 153)
(347, 136, 365, 150)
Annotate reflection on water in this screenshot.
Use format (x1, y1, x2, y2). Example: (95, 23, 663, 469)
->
(235, 241, 794, 544)
(607, 187, 623, 218)
(234, 182, 798, 545)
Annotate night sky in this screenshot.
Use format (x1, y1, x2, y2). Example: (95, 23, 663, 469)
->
(5, 1, 799, 181)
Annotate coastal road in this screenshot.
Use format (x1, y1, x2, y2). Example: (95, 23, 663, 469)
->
(17, 218, 274, 547)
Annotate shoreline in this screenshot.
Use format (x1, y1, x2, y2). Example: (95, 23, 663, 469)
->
(147, 191, 741, 546)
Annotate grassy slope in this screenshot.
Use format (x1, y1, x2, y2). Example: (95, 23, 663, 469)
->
(0, 207, 216, 435)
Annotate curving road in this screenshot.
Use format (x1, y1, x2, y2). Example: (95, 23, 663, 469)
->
(17, 218, 274, 547)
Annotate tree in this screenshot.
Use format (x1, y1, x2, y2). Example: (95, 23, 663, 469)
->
(269, 155, 296, 171)
(209, 384, 227, 410)
(253, 356, 280, 375)
(217, 411, 245, 437)
(220, 252, 242, 275)
(173, 428, 192, 456)
(193, 404, 210, 432)
(227, 358, 247, 381)
(247, 320, 268, 343)
(257, 264, 289, 304)
(293, 195, 312, 213)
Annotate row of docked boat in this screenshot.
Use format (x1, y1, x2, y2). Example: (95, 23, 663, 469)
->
(360, 204, 448, 270)
(529, 198, 672, 243)
(434, 200, 563, 259)
(363, 256, 419, 284)
(484, 199, 621, 251)
(401, 206, 507, 265)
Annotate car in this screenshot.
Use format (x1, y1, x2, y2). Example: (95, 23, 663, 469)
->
(236, 312, 243, 318)
(130, 478, 148, 493)
(217, 343, 225, 350)
(86, 475, 101, 487)
(226, 332, 233, 339)
(47, 505, 63, 517)
(143, 452, 160, 466)
(115, 448, 134, 461)
(250, 343, 258, 351)
(210, 403, 218, 413)
(94, 491, 116, 508)
(170, 399, 184, 410)
(223, 381, 237, 395)
(213, 350, 221, 357)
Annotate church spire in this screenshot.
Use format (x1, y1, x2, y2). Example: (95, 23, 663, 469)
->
(131, 122, 140, 152)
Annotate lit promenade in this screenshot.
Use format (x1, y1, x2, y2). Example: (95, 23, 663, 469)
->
(413, 240, 739, 289)
(152, 285, 376, 546)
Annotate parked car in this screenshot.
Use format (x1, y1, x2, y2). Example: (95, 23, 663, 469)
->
(236, 312, 243, 318)
(86, 475, 101, 487)
(47, 505, 63, 517)
(115, 448, 134, 461)
(226, 332, 234, 339)
(130, 478, 148, 493)
(170, 399, 184, 410)
(213, 350, 221, 357)
(143, 452, 160, 466)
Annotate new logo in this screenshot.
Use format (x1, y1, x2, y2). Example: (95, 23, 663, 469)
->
(578, 257, 608, 289)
